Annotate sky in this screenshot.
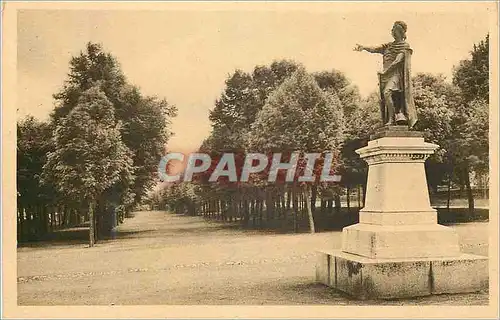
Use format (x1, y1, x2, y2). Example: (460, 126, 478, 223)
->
(17, 5, 492, 152)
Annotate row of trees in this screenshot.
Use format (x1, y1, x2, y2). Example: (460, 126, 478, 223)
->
(151, 35, 489, 232)
(17, 43, 177, 245)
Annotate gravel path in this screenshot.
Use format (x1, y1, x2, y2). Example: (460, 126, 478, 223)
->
(17, 211, 489, 305)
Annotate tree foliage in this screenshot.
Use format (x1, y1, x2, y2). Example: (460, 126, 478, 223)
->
(453, 34, 489, 103)
(44, 85, 133, 201)
(51, 42, 177, 207)
(248, 66, 344, 153)
(159, 34, 490, 229)
(17, 117, 55, 207)
(17, 42, 177, 243)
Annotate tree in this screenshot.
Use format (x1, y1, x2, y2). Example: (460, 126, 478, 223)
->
(411, 73, 457, 199)
(117, 87, 177, 205)
(208, 60, 301, 151)
(17, 116, 55, 239)
(50, 42, 177, 232)
(209, 70, 257, 150)
(51, 43, 126, 124)
(43, 85, 134, 247)
(314, 70, 365, 212)
(463, 98, 489, 175)
(248, 66, 345, 233)
(191, 60, 301, 229)
(341, 92, 380, 208)
(453, 34, 489, 104)
(451, 35, 489, 214)
(446, 98, 488, 214)
(314, 69, 361, 126)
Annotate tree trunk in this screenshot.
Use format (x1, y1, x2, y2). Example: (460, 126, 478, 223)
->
(65, 207, 71, 226)
(59, 208, 65, 227)
(334, 194, 341, 214)
(299, 192, 304, 219)
(56, 206, 61, 227)
(281, 191, 286, 219)
(446, 173, 452, 212)
(346, 187, 351, 213)
(34, 205, 40, 238)
(218, 199, 223, 219)
(243, 199, 249, 227)
(216, 199, 221, 220)
(89, 201, 95, 247)
(286, 187, 292, 212)
(321, 199, 326, 215)
(357, 185, 361, 208)
(264, 188, 276, 221)
(94, 209, 99, 244)
(75, 208, 80, 225)
(304, 185, 315, 233)
(251, 199, 256, 227)
(266, 191, 272, 221)
(275, 193, 281, 220)
(223, 200, 228, 221)
(236, 191, 242, 221)
(227, 196, 233, 221)
(483, 174, 488, 199)
(42, 206, 49, 234)
(464, 168, 475, 216)
(311, 185, 317, 215)
(50, 208, 54, 231)
(233, 200, 236, 220)
(259, 199, 264, 228)
(292, 185, 298, 233)
(18, 205, 24, 241)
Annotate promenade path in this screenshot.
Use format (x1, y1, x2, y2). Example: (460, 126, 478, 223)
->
(18, 211, 489, 305)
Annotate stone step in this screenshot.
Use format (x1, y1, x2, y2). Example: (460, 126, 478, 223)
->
(316, 250, 488, 300)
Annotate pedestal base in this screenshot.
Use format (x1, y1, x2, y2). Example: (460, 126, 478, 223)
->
(341, 223, 461, 259)
(316, 250, 488, 300)
(316, 128, 489, 300)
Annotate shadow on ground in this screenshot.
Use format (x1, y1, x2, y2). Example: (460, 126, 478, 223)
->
(241, 281, 489, 306)
(18, 228, 90, 248)
(18, 206, 489, 247)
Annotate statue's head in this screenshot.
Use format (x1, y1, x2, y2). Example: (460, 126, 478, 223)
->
(392, 21, 407, 41)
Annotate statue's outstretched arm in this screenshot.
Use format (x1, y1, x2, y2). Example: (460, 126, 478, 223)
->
(354, 44, 384, 54)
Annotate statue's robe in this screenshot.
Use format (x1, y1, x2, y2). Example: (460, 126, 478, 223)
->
(375, 41, 418, 128)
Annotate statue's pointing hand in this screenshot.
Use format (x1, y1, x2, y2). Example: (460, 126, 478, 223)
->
(354, 44, 363, 52)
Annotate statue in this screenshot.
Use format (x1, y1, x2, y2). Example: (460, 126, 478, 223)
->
(354, 21, 418, 128)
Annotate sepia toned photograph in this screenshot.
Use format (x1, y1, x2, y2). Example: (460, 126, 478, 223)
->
(2, 1, 498, 318)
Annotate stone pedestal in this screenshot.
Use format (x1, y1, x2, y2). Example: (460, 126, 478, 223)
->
(315, 126, 488, 299)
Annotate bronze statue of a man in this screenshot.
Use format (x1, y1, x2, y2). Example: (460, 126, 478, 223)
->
(354, 21, 418, 128)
